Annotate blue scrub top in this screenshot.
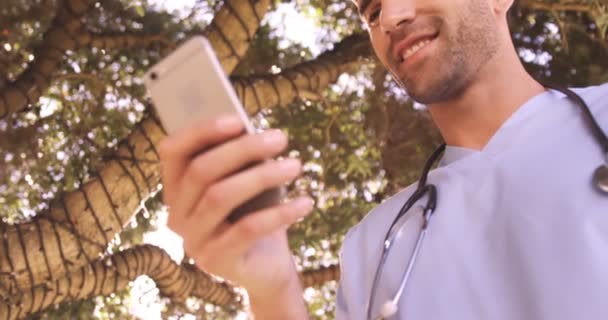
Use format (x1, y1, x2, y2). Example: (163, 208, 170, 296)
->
(337, 83, 608, 320)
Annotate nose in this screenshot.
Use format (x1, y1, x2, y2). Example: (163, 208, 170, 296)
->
(379, 0, 416, 33)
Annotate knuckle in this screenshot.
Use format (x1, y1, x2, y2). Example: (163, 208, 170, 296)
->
(249, 133, 267, 148)
(249, 131, 282, 154)
(275, 205, 292, 225)
(251, 163, 274, 186)
(188, 155, 211, 181)
(230, 135, 260, 159)
(203, 184, 227, 208)
(236, 217, 259, 238)
(266, 160, 284, 177)
(271, 160, 296, 182)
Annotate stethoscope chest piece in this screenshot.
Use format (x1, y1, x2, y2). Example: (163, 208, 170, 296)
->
(594, 164, 608, 194)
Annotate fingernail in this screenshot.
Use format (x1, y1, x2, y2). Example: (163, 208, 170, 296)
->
(278, 158, 301, 172)
(292, 197, 314, 213)
(263, 129, 287, 145)
(216, 114, 242, 130)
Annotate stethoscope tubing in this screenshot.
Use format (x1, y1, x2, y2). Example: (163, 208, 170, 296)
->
(544, 84, 608, 153)
(365, 84, 608, 320)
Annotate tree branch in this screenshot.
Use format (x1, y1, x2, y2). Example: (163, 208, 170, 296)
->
(0, 245, 241, 320)
(0, 0, 274, 121)
(0, 34, 369, 301)
(0, 115, 165, 301)
(203, 0, 273, 73)
(299, 264, 340, 288)
(0, 0, 98, 119)
(231, 32, 372, 114)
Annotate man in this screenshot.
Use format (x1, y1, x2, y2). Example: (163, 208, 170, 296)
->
(159, 0, 608, 319)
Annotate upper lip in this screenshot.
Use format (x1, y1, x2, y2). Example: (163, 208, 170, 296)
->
(392, 31, 438, 62)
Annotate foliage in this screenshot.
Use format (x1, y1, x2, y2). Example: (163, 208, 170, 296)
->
(1, 0, 607, 319)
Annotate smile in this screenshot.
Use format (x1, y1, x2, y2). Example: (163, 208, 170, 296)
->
(401, 38, 433, 61)
(393, 32, 440, 65)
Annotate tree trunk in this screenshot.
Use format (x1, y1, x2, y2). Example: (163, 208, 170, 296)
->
(0, 32, 368, 300)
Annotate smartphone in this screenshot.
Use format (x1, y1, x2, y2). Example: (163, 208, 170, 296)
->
(144, 36, 286, 223)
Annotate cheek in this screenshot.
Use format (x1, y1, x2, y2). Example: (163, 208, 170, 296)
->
(369, 30, 391, 65)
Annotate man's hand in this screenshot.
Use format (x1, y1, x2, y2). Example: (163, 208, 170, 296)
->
(159, 113, 313, 318)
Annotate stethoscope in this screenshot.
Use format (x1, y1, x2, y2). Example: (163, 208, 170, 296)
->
(366, 85, 608, 320)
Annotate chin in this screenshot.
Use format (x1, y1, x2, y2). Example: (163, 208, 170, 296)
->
(399, 80, 435, 103)
(402, 72, 470, 105)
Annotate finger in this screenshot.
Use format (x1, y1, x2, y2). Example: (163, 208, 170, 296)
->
(179, 157, 301, 238)
(210, 196, 314, 256)
(158, 113, 245, 202)
(173, 129, 288, 219)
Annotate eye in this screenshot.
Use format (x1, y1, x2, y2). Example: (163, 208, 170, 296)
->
(367, 7, 381, 27)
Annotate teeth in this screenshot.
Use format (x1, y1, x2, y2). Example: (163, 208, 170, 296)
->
(401, 39, 431, 61)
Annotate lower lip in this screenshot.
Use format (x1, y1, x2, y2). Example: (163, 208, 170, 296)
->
(400, 37, 437, 69)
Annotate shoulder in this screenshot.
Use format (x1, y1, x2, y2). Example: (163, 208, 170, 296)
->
(571, 82, 608, 127)
(571, 82, 608, 112)
(571, 82, 608, 97)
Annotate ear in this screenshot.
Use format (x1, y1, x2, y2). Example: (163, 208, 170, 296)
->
(493, 0, 513, 15)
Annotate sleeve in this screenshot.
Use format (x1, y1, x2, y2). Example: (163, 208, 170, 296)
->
(335, 224, 361, 320)
(335, 281, 350, 319)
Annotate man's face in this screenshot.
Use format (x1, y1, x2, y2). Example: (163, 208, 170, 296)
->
(358, 0, 501, 104)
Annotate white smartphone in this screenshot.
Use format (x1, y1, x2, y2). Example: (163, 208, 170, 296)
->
(144, 36, 286, 223)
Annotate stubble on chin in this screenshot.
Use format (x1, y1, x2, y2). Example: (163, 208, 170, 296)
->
(392, 2, 500, 105)
(392, 39, 471, 105)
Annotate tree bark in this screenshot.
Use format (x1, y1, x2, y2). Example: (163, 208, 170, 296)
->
(0, 0, 272, 120)
(0, 38, 368, 300)
(203, 0, 273, 73)
(0, 0, 276, 301)
(299, 264, 340, 288)
(0, 0, 97, 118)
(231, 33, 371, 114)
(0, 245, 241, 320)
(0, 115, 165, 300)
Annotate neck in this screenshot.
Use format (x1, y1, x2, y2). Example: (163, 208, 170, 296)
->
(426, 36, 545, 150)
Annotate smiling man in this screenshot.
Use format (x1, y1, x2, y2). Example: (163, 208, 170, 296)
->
(159, 0, 608, 319)
(337, 0, 608, 319)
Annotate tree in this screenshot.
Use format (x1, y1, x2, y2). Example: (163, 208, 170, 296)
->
(1, 0, 606, 318)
